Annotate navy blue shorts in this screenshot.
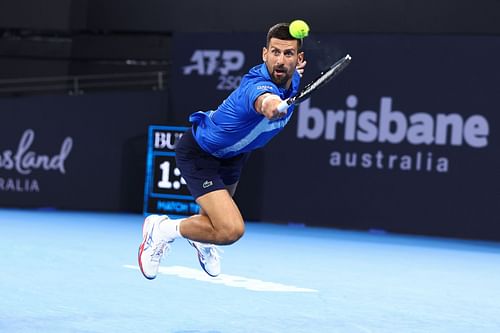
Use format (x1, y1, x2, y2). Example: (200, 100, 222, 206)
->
(175, 129, 250, 199)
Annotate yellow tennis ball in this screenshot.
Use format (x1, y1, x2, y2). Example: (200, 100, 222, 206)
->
(289, 20, 310, 39)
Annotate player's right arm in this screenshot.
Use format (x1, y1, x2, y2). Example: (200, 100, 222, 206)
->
(255, 93, 286, 120)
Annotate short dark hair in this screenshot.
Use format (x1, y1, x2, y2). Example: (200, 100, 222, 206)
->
(266, 22, 303, 50)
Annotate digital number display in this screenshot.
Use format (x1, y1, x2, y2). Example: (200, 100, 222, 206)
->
(143, 126, 200, 216)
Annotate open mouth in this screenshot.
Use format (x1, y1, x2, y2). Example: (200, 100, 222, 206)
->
(274, 68, 287, 77)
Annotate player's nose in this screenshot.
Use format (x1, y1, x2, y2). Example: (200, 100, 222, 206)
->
(275, 53, 284, 65)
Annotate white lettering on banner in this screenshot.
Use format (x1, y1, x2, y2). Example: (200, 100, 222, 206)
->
(182, 49, 245, 91)
(183, 50, 245, 75)
(0, 129, 73, 175)
(329, 151, 449, 172)
(296, 95, 490, 173)
(0, 177, 39, 192)
(297, 95, 489, 148)
(154, 131, 183, 150)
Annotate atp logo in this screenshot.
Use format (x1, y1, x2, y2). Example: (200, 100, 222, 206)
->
(182, 50, 245, 90)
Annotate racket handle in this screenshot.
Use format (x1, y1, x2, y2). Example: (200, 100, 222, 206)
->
(277, 100, 291, 112)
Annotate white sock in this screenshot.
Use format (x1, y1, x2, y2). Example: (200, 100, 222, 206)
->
(158, 218, 184, 240)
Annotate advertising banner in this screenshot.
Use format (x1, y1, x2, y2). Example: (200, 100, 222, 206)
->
(0, 91, 167, 211)
(171, 33, 499, 240)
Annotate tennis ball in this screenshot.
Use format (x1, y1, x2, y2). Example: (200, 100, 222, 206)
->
(289, 20, 310, 39)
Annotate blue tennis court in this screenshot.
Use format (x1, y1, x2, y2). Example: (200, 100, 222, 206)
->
(1, 208, 500, 333)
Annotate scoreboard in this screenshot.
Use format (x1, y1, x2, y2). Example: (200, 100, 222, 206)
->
(143, 125, 200, 217)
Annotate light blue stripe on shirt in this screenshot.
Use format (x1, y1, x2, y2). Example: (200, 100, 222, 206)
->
(212, 114, 292, 158)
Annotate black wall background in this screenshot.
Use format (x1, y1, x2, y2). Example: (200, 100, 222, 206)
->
(1, 0, 500, 79)
(2, 0, 500, 33)
(89, 0, 500, 34)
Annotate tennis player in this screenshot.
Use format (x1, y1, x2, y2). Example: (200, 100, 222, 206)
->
(139, 22, 306, 279)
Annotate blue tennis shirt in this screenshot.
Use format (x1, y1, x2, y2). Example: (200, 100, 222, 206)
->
(189, 63, 301, 158)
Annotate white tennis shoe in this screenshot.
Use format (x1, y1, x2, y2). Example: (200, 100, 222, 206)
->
(138, 215, 173, 280)
(188, 240, 221, 277)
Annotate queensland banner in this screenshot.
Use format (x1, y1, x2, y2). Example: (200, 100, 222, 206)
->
(0, 91, 167, 212)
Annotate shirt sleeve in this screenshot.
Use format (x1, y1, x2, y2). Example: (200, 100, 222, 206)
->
(245, 80, 280, 115)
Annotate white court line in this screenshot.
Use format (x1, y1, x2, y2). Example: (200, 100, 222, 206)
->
(124, 265, 318, 293)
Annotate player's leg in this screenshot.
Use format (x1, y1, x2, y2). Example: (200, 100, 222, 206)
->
(182, 182, 240, 277)
(173, 135, 247, 244)
(180, 187, 244, 245)
(139, 186, 242, 278)
(139, 129, 245, 278)
(196, 181, 237, 215)
(175, 157, 245, 277)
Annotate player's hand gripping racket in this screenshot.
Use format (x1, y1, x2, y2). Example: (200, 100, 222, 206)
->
(277, 54, 352, 112)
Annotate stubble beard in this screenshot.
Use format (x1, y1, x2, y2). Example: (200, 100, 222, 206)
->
(271, 66, 291, 86)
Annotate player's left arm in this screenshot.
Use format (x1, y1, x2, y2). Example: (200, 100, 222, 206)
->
(296, 52, 306, 77)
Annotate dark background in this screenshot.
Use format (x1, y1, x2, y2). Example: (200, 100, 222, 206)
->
(2, 0, 500, 79)
(0, 0, 499, 240)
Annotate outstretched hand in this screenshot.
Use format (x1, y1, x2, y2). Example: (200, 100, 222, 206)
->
(296, 59, 307, 77)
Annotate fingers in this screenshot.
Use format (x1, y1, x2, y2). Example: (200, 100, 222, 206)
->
(296, 60, 307, 77)
(297, 59, 307, 69)
(270, 109, 287, 120)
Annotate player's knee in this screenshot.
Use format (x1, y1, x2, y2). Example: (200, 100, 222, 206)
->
(218, 221, 245, 245)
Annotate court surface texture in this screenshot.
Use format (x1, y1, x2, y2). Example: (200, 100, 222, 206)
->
(1, 209, 500, 333)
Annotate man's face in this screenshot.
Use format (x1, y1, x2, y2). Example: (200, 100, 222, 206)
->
(263, 38, 303, 86)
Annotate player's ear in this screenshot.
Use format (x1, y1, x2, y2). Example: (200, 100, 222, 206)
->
(262, 46, 268, 62)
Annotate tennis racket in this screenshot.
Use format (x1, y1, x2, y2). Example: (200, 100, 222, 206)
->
(277, 54, 352, 112)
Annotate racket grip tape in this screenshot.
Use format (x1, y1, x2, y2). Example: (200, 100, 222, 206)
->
(277, 100, 291, 112)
